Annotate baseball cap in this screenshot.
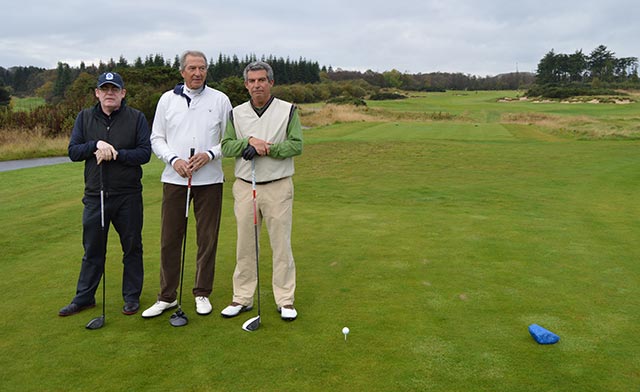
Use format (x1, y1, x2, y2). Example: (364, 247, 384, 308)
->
(97, 72, 124, 89)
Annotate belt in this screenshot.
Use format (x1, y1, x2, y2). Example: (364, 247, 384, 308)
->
(239, 177, 284, 185)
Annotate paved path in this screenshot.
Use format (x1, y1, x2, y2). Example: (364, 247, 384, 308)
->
(0, 157, 71, 172)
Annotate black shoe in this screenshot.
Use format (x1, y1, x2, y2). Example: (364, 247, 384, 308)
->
(122, 302, 140, 315)
(58, 302, 95, 317)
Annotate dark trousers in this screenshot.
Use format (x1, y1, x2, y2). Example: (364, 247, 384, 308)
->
(73, 192, 144, 305)
(158, 183, 222, 302)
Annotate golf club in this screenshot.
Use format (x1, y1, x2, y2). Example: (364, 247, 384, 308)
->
(242, 159, 261, 332)
(86, 164, 106, 330)
(170, 147, 195, 327)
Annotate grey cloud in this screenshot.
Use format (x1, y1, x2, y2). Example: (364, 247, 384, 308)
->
(1, 0, 638, 76)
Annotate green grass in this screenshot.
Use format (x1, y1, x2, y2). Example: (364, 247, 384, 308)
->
(368, 91, 639, 119)
(10, 96, 46, 112)
(364, 91, 640, 140)
(1, 94, 639, 391)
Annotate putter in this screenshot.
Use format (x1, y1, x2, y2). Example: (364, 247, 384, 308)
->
(170, 147, 195, 327)
(86, 164, 106, 330)
(242, 159, 262, 332)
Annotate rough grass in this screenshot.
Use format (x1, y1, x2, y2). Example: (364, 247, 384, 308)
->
(300, 103, 377, 126)
(0, 128, 70, 160)
(299, 103, 459, 127)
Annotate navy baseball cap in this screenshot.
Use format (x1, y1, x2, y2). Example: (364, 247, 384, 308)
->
(97, 72, 124, 89)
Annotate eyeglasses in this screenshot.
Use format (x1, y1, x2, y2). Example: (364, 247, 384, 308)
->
(99, 85, 122, 93)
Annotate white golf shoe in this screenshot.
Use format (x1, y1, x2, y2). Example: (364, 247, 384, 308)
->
(220, 302, 253, 318)
(195, 296, 212, 315)
(141, 300, 178, 318)
(279, 305, 298, 321)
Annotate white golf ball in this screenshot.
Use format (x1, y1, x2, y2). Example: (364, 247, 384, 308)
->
(342, 327, 350, 335)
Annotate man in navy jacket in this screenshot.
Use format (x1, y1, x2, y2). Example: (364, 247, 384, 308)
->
(60, 72, 151, 317)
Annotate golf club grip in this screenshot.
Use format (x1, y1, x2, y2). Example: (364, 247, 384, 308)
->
(100, 190, 105, 229)
(185, 146, 195, 211)
(189, 147, 195, 185)
(251, 159, 257, 225)
(99, 164, 105, 229)
(253, 192, 257, 223)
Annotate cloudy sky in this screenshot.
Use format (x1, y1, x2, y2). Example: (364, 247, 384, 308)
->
(1, 0, 638, 76)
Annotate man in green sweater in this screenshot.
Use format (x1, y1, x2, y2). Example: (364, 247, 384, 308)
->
(220, 61, 303, 321)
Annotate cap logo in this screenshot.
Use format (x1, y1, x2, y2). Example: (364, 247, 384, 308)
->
(106, 73, 114, 81)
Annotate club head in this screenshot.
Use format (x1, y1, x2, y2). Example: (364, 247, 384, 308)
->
(242, 315, 261, 332)
(169, 309, 188, 327)
(85, 316, 105, 330)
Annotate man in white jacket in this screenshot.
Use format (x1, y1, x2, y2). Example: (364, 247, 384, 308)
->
(143, 50, 232, 318)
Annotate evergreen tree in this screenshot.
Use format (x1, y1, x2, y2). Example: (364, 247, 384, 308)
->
(117, 55, 129, 68)
(153, 54, 165, 67)
(0, 80, 11, 107)
(588, 45, 615, 82)
(52, 62, 73, 101)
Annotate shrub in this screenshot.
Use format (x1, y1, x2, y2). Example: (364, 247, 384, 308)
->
(326, 96, 367, 106)
(421, 86, 446, 92)
(526, 84, 622, 99)
(369, 92, 407, 100)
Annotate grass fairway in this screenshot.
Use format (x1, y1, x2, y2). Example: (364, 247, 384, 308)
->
(1, 92, 639, 391)
(10, 96, 46, 112)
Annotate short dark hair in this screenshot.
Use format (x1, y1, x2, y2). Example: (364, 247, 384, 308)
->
(243, 61, 274, 82)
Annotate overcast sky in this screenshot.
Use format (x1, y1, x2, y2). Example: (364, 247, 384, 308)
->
(1, 0, 638, 76)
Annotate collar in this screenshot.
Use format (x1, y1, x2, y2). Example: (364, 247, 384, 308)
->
(173, 83, 192, 107)
(184, 84, 205, 96)
(96, 100, 125, 117)
(251, 95, 275, 117)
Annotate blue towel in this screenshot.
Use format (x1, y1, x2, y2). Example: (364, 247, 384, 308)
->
(528, 324, 560, 344)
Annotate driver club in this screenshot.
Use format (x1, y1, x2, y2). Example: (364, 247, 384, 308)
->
(170, 147, 195, 327)
(242, 159, 262, 332)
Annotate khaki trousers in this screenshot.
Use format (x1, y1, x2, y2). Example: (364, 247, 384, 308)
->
(231, 177, 296, 308)
(158, 183, 222, 302)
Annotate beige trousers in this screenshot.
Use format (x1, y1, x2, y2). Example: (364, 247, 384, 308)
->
(231, 177, 296, 308)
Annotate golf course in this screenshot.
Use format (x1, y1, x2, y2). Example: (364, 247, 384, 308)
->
(1, 90, 638, 391)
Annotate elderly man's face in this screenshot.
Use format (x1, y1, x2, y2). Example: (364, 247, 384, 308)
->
(181, 54, 207, 90)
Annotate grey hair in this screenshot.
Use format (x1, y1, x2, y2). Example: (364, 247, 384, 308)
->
(179, 50, 207, 71)
(243, 61, 274, 82)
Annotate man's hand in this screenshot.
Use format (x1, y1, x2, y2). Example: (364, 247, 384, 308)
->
(188, 152, 210, 173)
(95, 140, 118, 164)
(95, 149, 106, 165)
(248, 137, 271, 156)
(173, 159, 192, 178)
(242, 145, 257, 161)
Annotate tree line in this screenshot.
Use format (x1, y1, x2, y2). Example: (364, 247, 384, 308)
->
(0, 52, 539, 138)
(1, 46, 637, 136)
(1, 52, 539, 104)
(323, 68, 535, 91)
(0, 53, 321, 101)
(535, 45, 638, 84)
(527, 45, 639, 98)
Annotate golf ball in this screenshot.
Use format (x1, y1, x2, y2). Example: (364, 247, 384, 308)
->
(342, 327, 350, 335)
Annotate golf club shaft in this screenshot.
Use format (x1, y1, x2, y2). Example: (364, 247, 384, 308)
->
(177, 147, 195, 311)
(251, 159, 261, 318)
(99, 164, 105, 319)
